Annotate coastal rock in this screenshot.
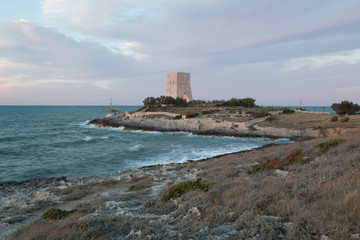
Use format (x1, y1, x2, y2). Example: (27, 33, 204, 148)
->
(187, 207, 201, 218)
(89, 113, 349, 139)
(274, 169, 289, 178)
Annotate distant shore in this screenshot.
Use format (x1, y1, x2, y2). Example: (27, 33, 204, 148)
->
(88, 110, 352, 140)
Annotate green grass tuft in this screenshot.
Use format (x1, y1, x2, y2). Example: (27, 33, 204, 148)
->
(248, 148, 304, 174)
(161, 178, 214, 201)
(316, 138, 345, 153)
(42, 208, 77, 220)
(185, 112, 199, 118)
(282, 108, 295, 114)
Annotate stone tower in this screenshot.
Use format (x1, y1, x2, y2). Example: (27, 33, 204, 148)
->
(165, 72, 193, 102)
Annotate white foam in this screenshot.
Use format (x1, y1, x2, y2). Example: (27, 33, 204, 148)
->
(82, 136, 93, 142)
(100, 136, 109, 139)
(129, 144, 144, 152)
(130, 130, 163, 135)
(106, 126, 125, 131)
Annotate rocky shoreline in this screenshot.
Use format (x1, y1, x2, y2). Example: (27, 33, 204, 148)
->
(0, 128, 288, 239)
(2, 112, 358, 239)
(88, 112, 349, 140)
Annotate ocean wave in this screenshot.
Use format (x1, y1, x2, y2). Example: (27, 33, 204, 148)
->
(82, 136, 110, 142)
(128, 144, 144, 152)
(82, 136, 93, 142)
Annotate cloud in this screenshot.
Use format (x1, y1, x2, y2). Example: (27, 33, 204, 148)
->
(13, 19, 30, 23)
(0, 21, 142, 90)
(1, 0, 360, 104)
(119, 41, 148, 60)
(42, 0, 71, 14)
(282, 49, 360, 71)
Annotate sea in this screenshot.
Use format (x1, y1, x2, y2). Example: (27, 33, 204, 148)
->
(0, 106, 293, 183)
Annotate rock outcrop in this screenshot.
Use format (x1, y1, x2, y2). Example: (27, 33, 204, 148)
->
(88, 112, 349, 139)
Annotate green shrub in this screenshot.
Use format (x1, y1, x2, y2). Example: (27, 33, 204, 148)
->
(202, 109, 220, 115)
(185, 112, 199, 118)
(252, 111, 269, 118)
(331, 116, 338, 122)
(161, 178, 214, 201)
(331, 100, 360, 115)
(173, 115, 182, 120)
(42, 208, 77, 220)
(282, 108, 295, 114)
(247, 148, 304, 174)
(247, 159, 276, 174)
(266, 116, 277, 122)
(221, 98, 256, 108)
(316, 139, 345, 153)
(341, 117, 349, 122)
(143, 96, 188, 107)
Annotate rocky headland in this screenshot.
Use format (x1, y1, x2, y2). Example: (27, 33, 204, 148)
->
(88, 110, 352, 140)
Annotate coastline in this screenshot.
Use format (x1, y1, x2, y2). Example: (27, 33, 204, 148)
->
(88, 112, 353, 140)
(0, 140, 289, 239)
(2, 111, 360, 239)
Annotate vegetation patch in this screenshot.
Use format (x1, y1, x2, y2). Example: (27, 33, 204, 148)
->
(247, 148, 304, 174)
(143, 96, 188, 107)
(266, 116, 277, 122)
(161, 178, 214, 201)
(330, 116, 338, 122)
(202, 109, 220, 115)
(341, 117, 349, 122)
(185, 112, 199, 118)
(42, 208, 77, 220)
(316, 138, 345, 153)
(251, 111, 270, 119)
(282, 108, 295, 114)
(331, 100, 360, 115)
(173, 114, 182, 119)
(221, 98, 256, 108)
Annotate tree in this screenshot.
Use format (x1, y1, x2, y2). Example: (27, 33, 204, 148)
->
(331, 100, 360, 115)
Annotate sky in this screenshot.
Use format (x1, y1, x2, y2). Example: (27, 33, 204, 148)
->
(0, 0, 360, 106)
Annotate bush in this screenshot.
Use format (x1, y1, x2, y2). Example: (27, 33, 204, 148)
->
(221, 98, 256, 108)
(341, 117, 349, 122)
(266, 116, 277, 122)
(316, 139, 345, 153)
(331, 116, 338, 122)
(331, 100, 360, 115)
(247, 148, 304, 174)
(202, 109, 220, 115)
(282, 108, 295, 114)
(161, 178, 214, 201)
(252, 111, 270, 118)
(42, 208, 77, 220)
(173, 115, 182, 120)
(143, 96, 188, 107)
(185, 112, 199, 118)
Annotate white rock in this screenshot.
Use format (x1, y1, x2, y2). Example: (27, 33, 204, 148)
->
(33, 191, 53, 202)
(321, 235, 332, 240)
(274, 169, 289, 177)
(188, 207, 201, 217)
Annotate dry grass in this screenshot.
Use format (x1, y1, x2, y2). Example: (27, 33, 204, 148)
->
(193, 131, 360, 239)
(257, 112, 360, 129)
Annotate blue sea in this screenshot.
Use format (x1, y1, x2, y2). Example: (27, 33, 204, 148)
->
(0, 106, 290, 183)
(273, 106, 334, 113)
